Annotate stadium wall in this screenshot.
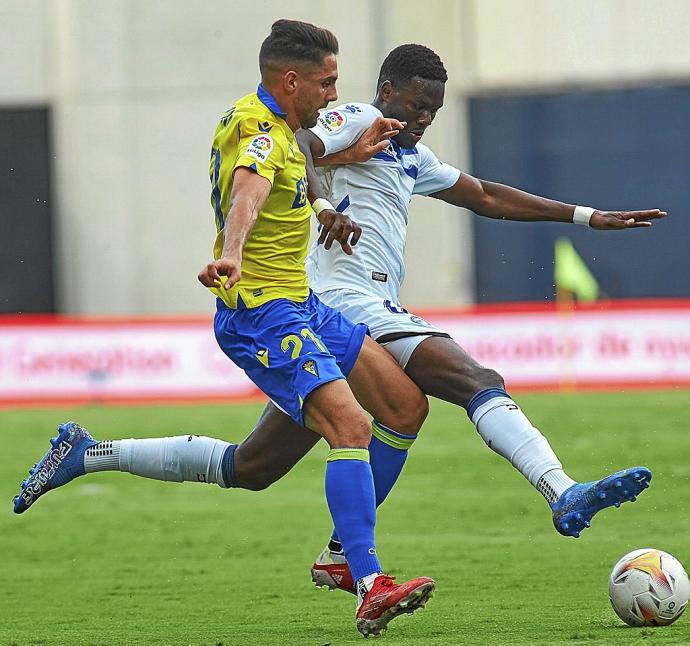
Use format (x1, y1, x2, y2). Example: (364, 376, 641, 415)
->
(469, 84, 690, 302)
(1, 299, 689, 408)
(1, 1, 689, 314)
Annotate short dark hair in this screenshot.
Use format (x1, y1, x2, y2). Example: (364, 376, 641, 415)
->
(377, 44, 448, 90)
(259, 19, 339, 74)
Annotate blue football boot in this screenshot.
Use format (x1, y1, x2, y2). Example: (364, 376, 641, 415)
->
(551, 466, 652, 538)
(13, 422, 98, 514)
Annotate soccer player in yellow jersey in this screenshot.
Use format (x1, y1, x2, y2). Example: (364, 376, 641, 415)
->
(13, 20, 434, 638)
(202, 21, 439, 636)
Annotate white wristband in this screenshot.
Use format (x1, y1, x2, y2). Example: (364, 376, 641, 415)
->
(312, 198, 334, 216)
(573, 205, 595, 226)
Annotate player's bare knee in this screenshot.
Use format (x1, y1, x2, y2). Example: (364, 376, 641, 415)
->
(328, 410, 372, 448)
(476, 367, 505, 390)
(394, 391, 429, 436)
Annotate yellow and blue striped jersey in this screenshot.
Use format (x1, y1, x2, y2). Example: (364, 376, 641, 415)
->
(209, 84, 311, 308)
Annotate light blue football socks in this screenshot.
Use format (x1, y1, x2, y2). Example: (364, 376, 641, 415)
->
(467, 388, 575, 499)
(84, 435, 233, 486)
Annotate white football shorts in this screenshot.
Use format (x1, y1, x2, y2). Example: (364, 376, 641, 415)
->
(316, 288, 450, 369)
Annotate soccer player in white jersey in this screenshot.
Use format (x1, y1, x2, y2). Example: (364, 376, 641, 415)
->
(294, 44, 664, 593)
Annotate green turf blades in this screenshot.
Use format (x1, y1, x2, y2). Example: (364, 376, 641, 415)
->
(2, 392, 689, 644)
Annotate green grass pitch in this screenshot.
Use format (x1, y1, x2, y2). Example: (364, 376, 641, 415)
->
(2, 390, 690, 645)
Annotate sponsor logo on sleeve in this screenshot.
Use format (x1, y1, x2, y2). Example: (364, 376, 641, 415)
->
(245, 135, 274, 162)
(317, 110, 346, 132)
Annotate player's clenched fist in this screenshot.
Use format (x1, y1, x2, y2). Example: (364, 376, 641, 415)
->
(198, 257, 242, 290)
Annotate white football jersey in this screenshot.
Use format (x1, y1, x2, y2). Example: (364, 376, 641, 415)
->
(305, 102, 461, 302)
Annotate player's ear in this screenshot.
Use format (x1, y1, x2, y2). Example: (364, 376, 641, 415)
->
(379, 80, 394, 102)
(283, 70, 298, 95)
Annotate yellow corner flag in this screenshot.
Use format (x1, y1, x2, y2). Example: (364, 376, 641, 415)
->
(554, 237, 600, 302)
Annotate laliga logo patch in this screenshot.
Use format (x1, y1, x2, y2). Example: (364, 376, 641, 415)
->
(246, 135, 274, 162)
(318, 110, 346, 132)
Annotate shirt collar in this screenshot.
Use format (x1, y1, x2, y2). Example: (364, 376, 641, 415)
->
(390, 138, 417, 157)
(257, 83, 288, 119)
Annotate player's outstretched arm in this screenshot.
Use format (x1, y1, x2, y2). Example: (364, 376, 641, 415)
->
(296, 130, 362, 255)
(197, 167, 271, 290)
(297, 118, 405, 168)
(431, 173, 666, 230)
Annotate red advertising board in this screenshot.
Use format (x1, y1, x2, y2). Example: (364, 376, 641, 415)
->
(1, 299, 688, 407)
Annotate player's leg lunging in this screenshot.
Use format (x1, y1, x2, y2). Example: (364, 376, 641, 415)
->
(467, 386, 651, 538)
(467, 387, 576, 503)
(14, 426, 238, 513)
(404, 335, 652, 538)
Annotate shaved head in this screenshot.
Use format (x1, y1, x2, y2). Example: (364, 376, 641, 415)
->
(259, 19, 339, 78)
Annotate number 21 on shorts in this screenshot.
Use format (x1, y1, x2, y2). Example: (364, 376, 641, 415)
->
(281, 328, 327, 359)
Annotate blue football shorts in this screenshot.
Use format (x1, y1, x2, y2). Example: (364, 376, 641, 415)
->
(214, 291, 368, 425)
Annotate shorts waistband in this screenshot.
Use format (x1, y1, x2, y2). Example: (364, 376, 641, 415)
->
(216, 292, 314, 312)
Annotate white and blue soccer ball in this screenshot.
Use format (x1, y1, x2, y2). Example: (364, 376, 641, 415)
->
(608, 548, 689, 627)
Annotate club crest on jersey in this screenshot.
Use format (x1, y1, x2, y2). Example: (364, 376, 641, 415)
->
(318, 111, 346, 132)
(245, 135, 274, 162)
(302, 359, 319, 377)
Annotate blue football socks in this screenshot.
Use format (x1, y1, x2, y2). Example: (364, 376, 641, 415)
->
(331, 421, 416, 544)
(325, 448, 382, 582)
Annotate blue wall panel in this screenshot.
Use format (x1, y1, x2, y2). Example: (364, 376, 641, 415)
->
(469, 86, 690, 302)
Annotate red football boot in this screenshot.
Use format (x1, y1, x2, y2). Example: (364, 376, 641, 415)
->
(356, 574, 435, 637)
(311, 547, 356, 595)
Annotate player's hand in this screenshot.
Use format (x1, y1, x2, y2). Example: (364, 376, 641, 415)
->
(348, 116, 407, 163)
(589, 209, 667, 230)
(317, 209, 362, 255)
(197, 257, 242, 290)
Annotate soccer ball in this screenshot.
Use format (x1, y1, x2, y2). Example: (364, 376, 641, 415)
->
(608, 548, 689, 627)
